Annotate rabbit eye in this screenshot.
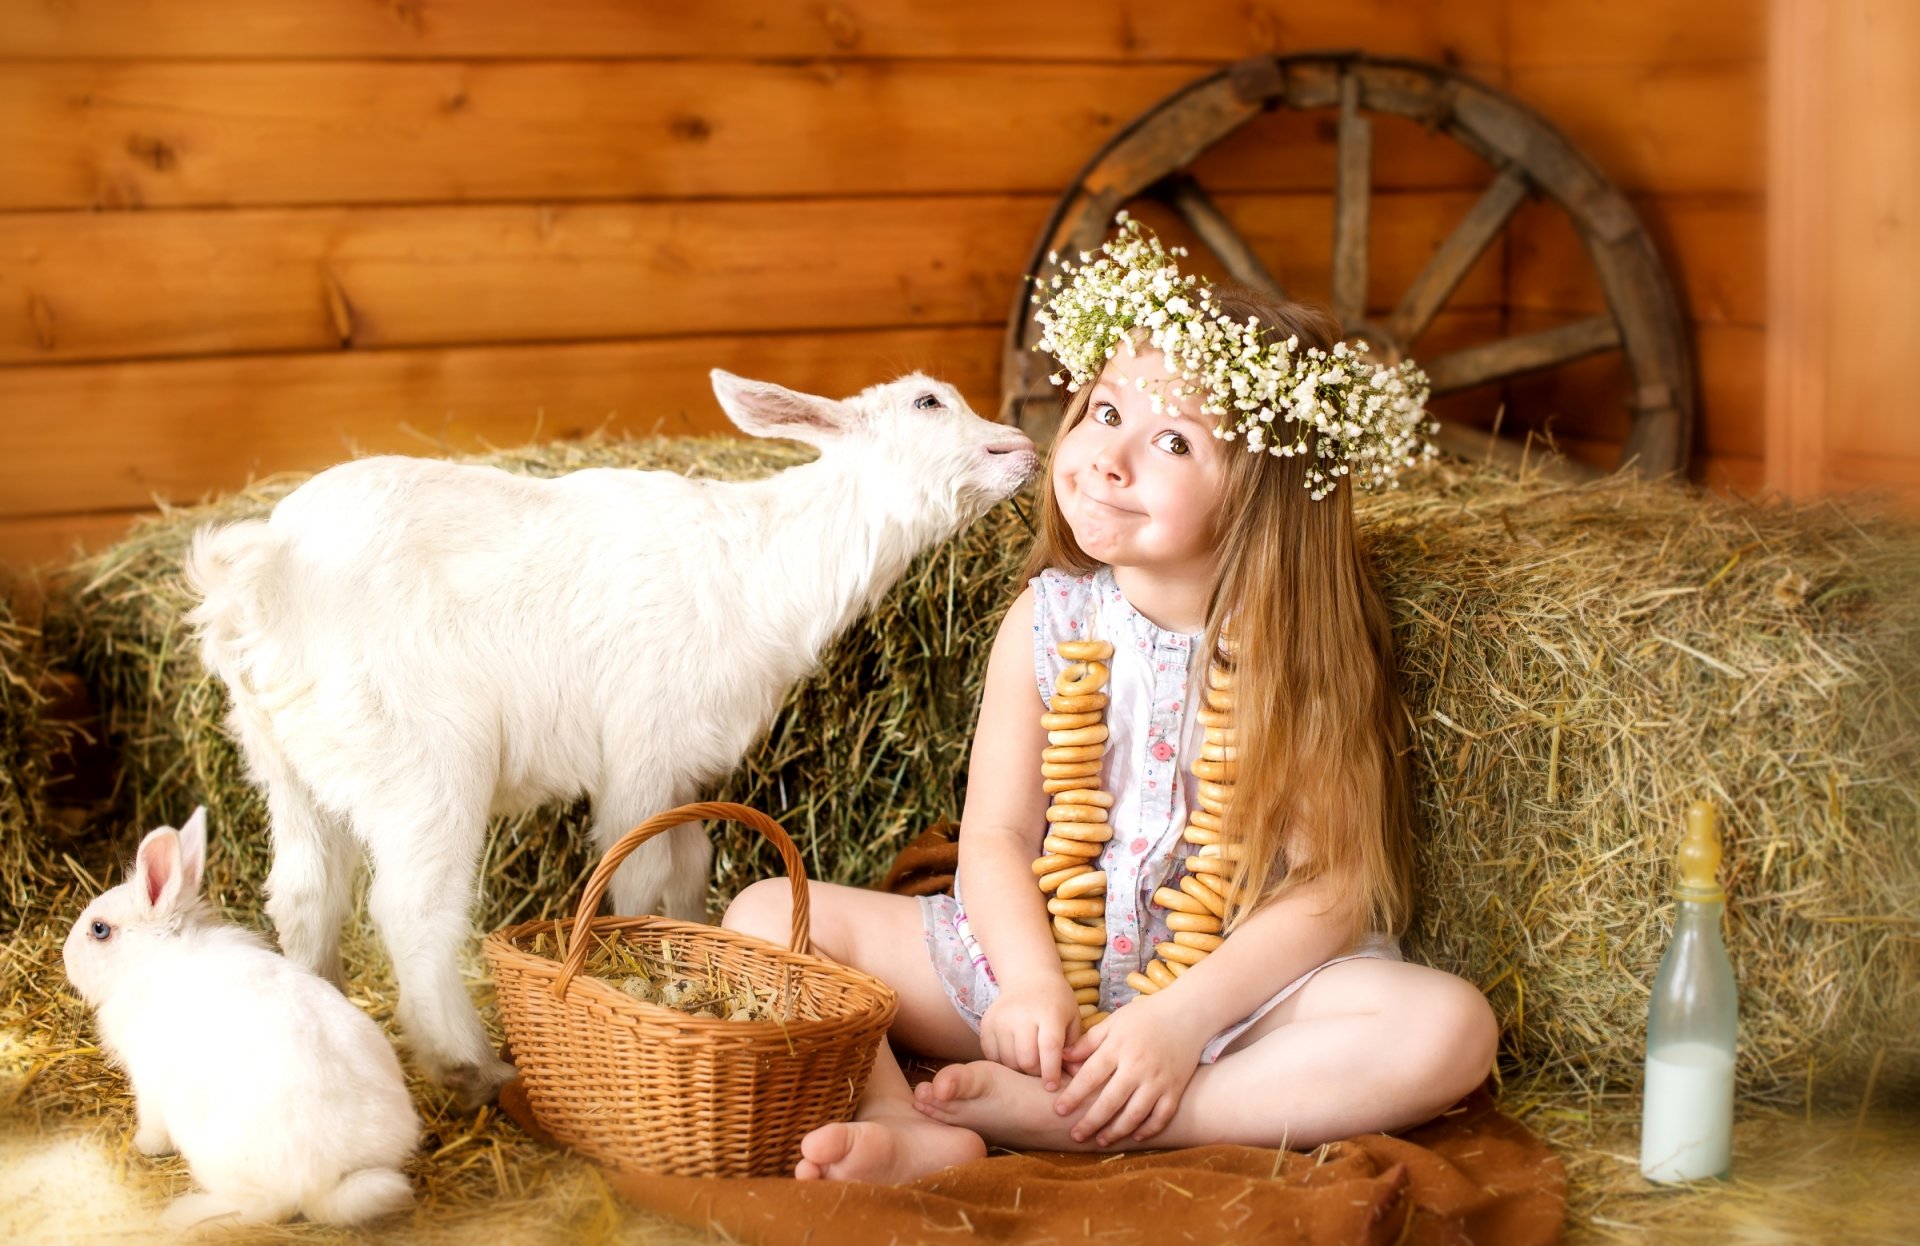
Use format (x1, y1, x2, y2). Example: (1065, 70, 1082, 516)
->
(90, 920, 112, 941)
(913, 393, 944, 411)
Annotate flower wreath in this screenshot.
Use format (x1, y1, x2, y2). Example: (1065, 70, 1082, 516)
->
(1031, 213, 1440, 498)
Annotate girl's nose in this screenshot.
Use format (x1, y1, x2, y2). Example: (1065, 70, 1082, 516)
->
(1091, 445, 1128, 484)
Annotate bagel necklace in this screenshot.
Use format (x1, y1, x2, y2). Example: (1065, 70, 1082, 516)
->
(1032, 624, 1242, 1029)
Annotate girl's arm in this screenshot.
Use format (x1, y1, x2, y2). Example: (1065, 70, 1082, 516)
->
(1054, 873, 1358, 1145)
(957, 586, 1081, 1082)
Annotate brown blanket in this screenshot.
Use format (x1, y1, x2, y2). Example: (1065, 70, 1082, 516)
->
(499, 1079, 1563, 1244)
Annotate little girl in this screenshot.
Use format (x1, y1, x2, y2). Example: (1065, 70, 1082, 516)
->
(723, 216, 1499, 1183)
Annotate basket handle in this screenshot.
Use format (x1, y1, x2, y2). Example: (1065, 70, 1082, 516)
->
(552, 801, 813, 999)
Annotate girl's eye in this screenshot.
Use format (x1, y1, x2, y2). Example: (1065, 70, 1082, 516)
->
(913, 393, 943, 411)
(90, 920, 112, 941)
(1093, 403, 1121, 427)
(1154, 431, 1192, 457)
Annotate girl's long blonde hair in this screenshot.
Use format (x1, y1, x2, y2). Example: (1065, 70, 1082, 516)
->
(1021, 289, 1417, 943)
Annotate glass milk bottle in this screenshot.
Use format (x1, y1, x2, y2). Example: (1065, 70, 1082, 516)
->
(1640, 801, 1738, 1182)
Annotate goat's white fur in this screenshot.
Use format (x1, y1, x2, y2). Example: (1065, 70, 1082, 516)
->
(185, 370, 1036, 1103)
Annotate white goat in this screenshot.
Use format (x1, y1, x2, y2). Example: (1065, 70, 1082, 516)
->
(185, 370, 1037, 1105)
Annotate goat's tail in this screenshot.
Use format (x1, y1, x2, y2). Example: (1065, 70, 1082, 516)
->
(184, 520, 288, 695)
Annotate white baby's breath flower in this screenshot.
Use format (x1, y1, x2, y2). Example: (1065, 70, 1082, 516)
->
(1031, 217, 1434, 496)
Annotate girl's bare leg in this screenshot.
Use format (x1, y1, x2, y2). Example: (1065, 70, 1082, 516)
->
(914, 957, 1498, 1151)
(722, 880, 988, 1181)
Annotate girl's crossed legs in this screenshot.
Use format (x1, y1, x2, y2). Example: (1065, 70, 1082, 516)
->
(722, 880, 1498, 1181)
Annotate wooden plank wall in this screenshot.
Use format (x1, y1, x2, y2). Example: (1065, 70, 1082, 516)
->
(0, 1, 1768, 576)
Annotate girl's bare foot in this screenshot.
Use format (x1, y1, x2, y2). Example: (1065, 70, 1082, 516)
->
(794, 1108, 986, 1182)
(912, 1060, 1103, 1150)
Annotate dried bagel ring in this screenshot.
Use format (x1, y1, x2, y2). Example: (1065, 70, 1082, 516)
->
(1127, 971, 1161, 996)
(1197, 841, 1246, 861)
(1041, 760, 1103, 780)
(1187, 808, 1224, 833)
(1085, 1010, 1110, 1028)
(1032, 852, 1088, 875)
(1196, 791, 1229, 816)
(1145, 959, 1179, 989)
(1042, 835, 1102, 858)
(1045, 804, 1108, 824)
(1043, 776, 1100, 794)
(1207, 665, 1234, 690)
(1056, 871, 1107, 900)
(1196, 705, 1232, 729)
(1053, 914, 1108, 945)
(1064, 966, 1102, 988)
(1048, 724, 1110, 747)
(1043, 743, 1106, 764)
(1042, 709, 1105, 731)
(1048, 896, 1106, 918)
(1073, 986, 1101, 1004)
(1185, 853, 1234, 877)
(1048, 821, 1114, 843)
(1173, 930, 1225, 952)
(1055, 662, 1110, 698)
(1049, 692, 1109, 715)
(1057, 638, 1115, 661)
(1152, 885, 1208, 915)
(1190, 757, 1236, 783)
(1053, 788, 1115, 808)
(1156, 940, 1209, 966)
(1205, 685, 1234, 711)
(1196, 780, 1235, 808)
(1056, 940, 1104, 961)
(1037, 863, 1093, 892)
(1182, 823, 1222, 846)
(1166, 911, 1224, 935)
(1165, 958, 1188, 978)
(1078, 1002, 1100, 1018)
(1179, 873, 1226, 916)
(1200, 740, 1238, 761)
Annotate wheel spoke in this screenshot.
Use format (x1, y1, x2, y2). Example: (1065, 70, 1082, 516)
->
(1331, 72, 1372, 330)
(1425, 316, 1621, 393)
(1388, 167, 1530, 345)
(1152, 175, 1285, 298)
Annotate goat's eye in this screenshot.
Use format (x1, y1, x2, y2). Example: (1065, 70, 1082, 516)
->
(913, 393, 944, 411)
(90, 920, 112, 941)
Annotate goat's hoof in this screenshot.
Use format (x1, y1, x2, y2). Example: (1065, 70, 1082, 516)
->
(442, 1058, 517, 1112)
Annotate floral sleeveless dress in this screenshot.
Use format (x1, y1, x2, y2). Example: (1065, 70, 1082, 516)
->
(919, 566, 1401, 1063)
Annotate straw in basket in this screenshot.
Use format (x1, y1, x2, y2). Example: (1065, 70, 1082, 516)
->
(484, 801, 899, 1177)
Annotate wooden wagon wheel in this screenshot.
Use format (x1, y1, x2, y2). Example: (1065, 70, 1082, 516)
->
(1000, 54, 1695, 479)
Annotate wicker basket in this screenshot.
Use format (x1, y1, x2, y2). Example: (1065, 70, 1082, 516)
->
(484, 801, 898, 1177)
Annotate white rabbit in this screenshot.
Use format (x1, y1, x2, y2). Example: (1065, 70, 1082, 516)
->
(62, 807, 419, 1229)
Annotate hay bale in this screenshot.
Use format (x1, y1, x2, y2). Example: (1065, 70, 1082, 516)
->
(0, 596, 68, 927)
(1374, 462, 1920, 1106)
(47, 440, 1920, 1105)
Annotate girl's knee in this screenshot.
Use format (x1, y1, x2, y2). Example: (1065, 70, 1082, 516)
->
(1419, 978, 1500, 1099)
(721, 877, 794, 944)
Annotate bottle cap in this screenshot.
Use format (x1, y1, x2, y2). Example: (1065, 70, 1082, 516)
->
(1675, 801, 1726, 902)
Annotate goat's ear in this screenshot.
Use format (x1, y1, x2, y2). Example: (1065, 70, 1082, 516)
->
(709, 370, 847, 447)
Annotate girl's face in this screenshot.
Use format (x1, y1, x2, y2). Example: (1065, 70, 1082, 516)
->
(1052, 347, 1228, 574)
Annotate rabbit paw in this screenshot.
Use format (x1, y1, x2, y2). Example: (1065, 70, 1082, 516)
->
(132, 1120, 173, 1157)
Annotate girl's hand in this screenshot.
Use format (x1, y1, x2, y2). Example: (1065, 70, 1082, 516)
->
(979, 978, 1083, 1091)
(1055, 993, 1208, 1145)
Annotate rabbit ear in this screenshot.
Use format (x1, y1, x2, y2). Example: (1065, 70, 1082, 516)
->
(134, 827, 188, 917)
(177, 807, 208, 896)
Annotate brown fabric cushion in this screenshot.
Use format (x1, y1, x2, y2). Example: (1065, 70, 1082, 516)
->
(876, 820, 960, 898)
(498, 1079, 1564, 1245)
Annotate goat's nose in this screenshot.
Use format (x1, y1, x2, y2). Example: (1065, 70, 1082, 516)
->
(985, 433, 1036, 455)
